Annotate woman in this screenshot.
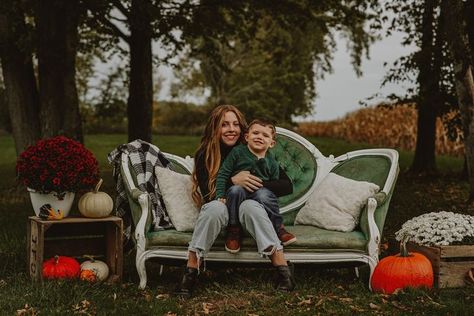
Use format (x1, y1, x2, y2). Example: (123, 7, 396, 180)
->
(174, 105, 295, 297)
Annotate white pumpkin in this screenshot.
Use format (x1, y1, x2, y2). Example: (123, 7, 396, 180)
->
(80, 257, 109, 282)
(79, 179, 113, 218)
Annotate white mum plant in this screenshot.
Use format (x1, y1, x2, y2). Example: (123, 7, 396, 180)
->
(395, 211, 474, 246)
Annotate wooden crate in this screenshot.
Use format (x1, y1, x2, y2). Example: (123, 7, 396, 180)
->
(27, 216, 123, 283)
(389, 240, 474, 288)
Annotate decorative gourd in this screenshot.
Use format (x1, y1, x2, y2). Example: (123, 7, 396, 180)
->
(371, 241, 434, 294)
(39, 204, 64, 220)
(80, 269, 97, 282)
(78, 179, 113, 218)
(42, 255, 81, 279)
(80, 256, 109, 282)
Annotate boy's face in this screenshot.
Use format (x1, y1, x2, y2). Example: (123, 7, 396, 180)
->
(245, 123, 275, 153)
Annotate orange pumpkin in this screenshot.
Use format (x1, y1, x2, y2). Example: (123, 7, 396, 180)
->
(80, 269, 97, 282)
(42, 255, 81, 279)
(371, 241, 434, 294)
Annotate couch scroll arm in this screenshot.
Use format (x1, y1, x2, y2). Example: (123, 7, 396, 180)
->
(360, 192, 387, 267)
(130, 189, 149, 253)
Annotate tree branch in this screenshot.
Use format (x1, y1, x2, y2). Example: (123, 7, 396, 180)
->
(111, 0, 130, 19)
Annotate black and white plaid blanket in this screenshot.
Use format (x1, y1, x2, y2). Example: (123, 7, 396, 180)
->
(108, 140, 174, 241)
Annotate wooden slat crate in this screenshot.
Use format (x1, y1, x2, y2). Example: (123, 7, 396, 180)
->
(389, 240, 474, 288)
(27, 216, 123, 283)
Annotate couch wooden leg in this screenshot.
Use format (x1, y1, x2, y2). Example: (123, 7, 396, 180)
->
(136, 254, 148, 289)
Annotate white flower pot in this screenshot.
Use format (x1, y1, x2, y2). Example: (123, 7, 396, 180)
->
(28, 188, 75, 217)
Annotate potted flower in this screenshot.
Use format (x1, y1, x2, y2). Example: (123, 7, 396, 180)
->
(395, 211, 474, 288)
(395, 211, 474, 246)
(16, 136, 100, 217)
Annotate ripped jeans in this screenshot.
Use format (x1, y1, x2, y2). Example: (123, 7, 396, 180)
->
(188, 199, 283, 262)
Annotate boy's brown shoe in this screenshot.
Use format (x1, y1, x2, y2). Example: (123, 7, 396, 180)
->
(278, 225, 297, 246)
(225, 226, 241, 253)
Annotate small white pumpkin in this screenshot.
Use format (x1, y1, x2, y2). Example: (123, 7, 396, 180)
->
(78, 179, 113, 218)
(80, 256, 109, 282)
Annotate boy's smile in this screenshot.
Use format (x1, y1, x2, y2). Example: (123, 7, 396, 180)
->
(245, 123, 275, 158)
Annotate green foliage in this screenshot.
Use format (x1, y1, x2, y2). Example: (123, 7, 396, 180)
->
(175, 1, 380, 125)
(382, 0, 461, 141)
(153, 101, 208, 135)
(81, 67, 129, 134)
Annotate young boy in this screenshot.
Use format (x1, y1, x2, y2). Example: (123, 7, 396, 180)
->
(216, 119, 296, 253)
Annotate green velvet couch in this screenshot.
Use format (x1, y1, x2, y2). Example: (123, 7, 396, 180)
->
(119, 127, 399, 289)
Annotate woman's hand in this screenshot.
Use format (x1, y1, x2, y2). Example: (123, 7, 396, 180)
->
(231, 170, 263, 192)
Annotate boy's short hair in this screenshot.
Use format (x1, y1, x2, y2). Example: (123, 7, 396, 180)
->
(247, 118, 276, 139)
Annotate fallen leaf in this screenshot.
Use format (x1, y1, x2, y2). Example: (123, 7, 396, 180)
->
(392, 288, 403, 295)
(297, 299, 312, 306)
(165, 312, 177, 316)
(349, 305, 366, 312)
(156, 294, 169, 300)
(391, 301, 408, 310)
(369, 303, 381, 310)
(339, 297, 353, 303)
(202, 302, 214, 314)
(315, 299, 324, 307)
(16, 304, 38, 316)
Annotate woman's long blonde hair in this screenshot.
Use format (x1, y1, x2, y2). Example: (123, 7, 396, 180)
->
(191, 105, 247, 207)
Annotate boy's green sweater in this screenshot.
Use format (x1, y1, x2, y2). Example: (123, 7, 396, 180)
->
(215, 144, 280, 198)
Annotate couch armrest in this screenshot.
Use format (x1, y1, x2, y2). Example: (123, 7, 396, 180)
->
(359, 197, 381, 260)
(372, 192, 387, 206)
(133, 191, 150, 253)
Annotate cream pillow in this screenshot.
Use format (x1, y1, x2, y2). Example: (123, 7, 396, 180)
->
(155, 166, 199, 232)
(295, 173, 380, 232)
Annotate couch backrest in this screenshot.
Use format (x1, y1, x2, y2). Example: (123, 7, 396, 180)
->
(163, 127, 321, 214)
(331, 156, 390, 189)
(271, 133, 317, 209)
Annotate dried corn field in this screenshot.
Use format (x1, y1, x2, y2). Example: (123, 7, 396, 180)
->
(297, 104, 464, 157)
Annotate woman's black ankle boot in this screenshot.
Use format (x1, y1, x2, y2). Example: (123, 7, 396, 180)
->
(275, 264, 295, 292)
(174, 267, 198, 298)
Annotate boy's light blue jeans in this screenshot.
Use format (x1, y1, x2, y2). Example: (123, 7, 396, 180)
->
(188, 199, 283, 261)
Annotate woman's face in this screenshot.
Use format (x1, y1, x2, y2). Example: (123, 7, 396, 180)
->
(219, 111, 241, 147)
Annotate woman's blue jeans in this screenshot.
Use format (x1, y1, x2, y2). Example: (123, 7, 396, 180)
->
(226, 185, 282, 232)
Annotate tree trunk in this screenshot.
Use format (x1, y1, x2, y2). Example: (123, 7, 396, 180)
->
(466, 0, 474, 65)
(0, 1, 40, 155)
(410, 0, 439, 174)
(442, 0, 474, 203)
(36, 0, 83, 142)
(127, 0, 153, 143)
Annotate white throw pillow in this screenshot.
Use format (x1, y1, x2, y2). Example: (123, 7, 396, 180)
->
(155, 166, 199, 232)
(295, 173, 380, 232)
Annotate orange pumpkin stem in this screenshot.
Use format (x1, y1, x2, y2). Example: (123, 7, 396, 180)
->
(400, 240, 410, 257)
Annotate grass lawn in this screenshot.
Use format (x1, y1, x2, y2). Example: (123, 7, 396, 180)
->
(1, 134, 474, 315)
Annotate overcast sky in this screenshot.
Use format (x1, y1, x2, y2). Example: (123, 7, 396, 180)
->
(305, 31, 416, 122)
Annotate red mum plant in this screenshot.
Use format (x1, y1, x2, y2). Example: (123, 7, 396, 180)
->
(16, 136, 100, 196)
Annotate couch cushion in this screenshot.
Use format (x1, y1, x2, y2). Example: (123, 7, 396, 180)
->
(155, 166, 199, 232)
(146, 225, 367, 251)
(271, 134, 317, 208)
(294, 173, 380, 232)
